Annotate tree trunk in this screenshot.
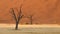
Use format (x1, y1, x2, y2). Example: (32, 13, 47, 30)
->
(30, 16, 32, 24)
(30, 18, 32, 24)
(15, 22, 19, 30)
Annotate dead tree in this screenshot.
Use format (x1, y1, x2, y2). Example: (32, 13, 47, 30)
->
(29, 15, 33, 24)
(10, 6, 23, 30)
(26, 15, 34, 24)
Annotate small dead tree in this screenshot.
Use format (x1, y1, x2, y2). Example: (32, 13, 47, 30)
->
(26, 15, 34, 24)
(22, 14, 34, 24)
(10, 7, 23, 30)
(29, 15, 33, 24)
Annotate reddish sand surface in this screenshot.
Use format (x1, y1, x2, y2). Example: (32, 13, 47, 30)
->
(0, 0, 60, 24)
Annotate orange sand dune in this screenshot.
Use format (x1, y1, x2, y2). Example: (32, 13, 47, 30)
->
(0, 0, 60, 24)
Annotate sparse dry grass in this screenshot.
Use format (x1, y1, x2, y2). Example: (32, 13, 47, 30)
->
(0, 24, 60, 34)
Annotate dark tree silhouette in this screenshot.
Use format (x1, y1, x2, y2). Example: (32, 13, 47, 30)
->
(25, 15, 34, 24)
(10, 6, 23, 30)
(29, 15, 33, 24)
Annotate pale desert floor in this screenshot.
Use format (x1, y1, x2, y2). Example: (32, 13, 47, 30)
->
(0, 24, 60, 34)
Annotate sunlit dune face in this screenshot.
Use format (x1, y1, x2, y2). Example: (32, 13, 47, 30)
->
(0, 0, 60, 24)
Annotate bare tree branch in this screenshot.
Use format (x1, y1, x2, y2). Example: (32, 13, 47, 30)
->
(10, 8, 17, 22)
